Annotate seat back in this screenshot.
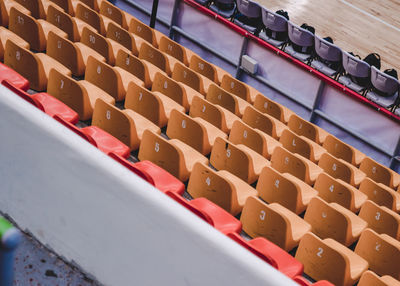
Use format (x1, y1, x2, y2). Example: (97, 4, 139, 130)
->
(13, 0, 45, 19)
(287, 21, 314, 48)
(172, 61, 202, 93)
(270, 146, 307, 183)
(49, 0, 75, 15)
(46, 5, 78, 42)
(279, 129, 312, 160)
(288, 114, 319, 143)
(342, 51, 370, 78)
(206, 83, 239, 115)
(0, 0, 9, 27)
(92, 98, 138, 149)
(9, 7, 45, 52)
(229, 120, 265, 156)
(253, 94, 285, 122)
(359, 178, 398, 211)
(4, 40, 44, 91)
(221, 74, 250, 102)
(139, 41, 168, 73)
(189, 96, 228, 133)
(318, 153, 353, 184)
(242, 105, 275, 137)
(47, 69, 88, 120)
(359, 157, 397, 188)
(106, 22, 138, 56)
(322, 135, 355, 166)
(159, 35, 186, 65)
(129, 17, 156, 46)
(75, 3, 102, 33)
(79, 0, 101, 11)
(261, 8, 288, 32)
(152, 72, 187, 108)
(115, 50, 149, 88)
(358, 271, 400, 286)
(99, 0, 125, 27)
(85, 56, 123, 101)
(236, 0, 261, 18)
(189, 54, 217, 83)
(314, 35, 342, 62)
(81, 26, 113, 64)
(370, 66, 399, 96)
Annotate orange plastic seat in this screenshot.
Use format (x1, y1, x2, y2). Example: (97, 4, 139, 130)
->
(189, 53, 229, 85)
(288, 113, 329, 145)
(139, 41, 173, 76)
(358, 270, 400, 286)
(99, 0, 133, 30)
(210, 137, 270, 184)
(270, 146, 323, 185)
(124, 81, 185, 128)
(187, 162, 257, 215)
(172, 61, 213, 96)
(138, 130, 209, 182)
(13, 0, 58, 19)
(129, 16, 160, 47)
(322, 135, 366, 166)
(359, 157, 400, 189)
(228, 120, 281, 159)
(242, 105, 288, 139)
(279, 129, 327, 163)
(253, 93, 294, 123)
(106, 21, 139, 56)
(92, 98, 160, 151)
(220, 73, 259, 103)
(0, 27, 29, 61)
(355, 228, 400, 280)
(8, 7, 68, 52)
(158, 34, 195, 67)
(0, 0, 31, 27)
(295, 232, 368, 286)
(78, 26, 115, 64)
(256, 166, 318, 214)
(47, 69, 115, 120)
(79, 0, 104, 12)
(241, 196, 311, 251)
(75, 3, 107, 35)
(318, 152, 366, 187)
(206, 83, 251, 117)
(189, 96, 240, 134)
(358, 177, 400, 212)
(166, 110, 227, 155)
(304, 197, 367, 246)
(48, 0, 81, 16)
(358, 200, 400, 240)
(4, 40, 71, 91)
(314, 172, 367, 212)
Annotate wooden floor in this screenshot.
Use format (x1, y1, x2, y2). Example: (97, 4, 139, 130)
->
(255, 0, 400, 73)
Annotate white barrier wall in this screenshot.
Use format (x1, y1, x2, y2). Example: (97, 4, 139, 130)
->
(0, 86, 297, 286)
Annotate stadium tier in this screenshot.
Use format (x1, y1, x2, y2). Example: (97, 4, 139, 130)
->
(0, 0, 400, 285)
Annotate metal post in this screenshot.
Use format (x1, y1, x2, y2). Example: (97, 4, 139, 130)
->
(150, 0, 159, 28)
(0, 217, 21, 286)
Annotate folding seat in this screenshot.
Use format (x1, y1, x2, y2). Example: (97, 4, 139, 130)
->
(46, 4, 96, 42)
(311, 35, 343, 78)
(366, 66, 400, 108)
(115, 50, 152, 89)
(4, 40, 71, 91)
(13, 0, 59, 19)
(270, 146, 323, 185)
(314, 172, 367, 213)
(124, 82, 184, 128)
(0, 0, 31, 27)
(304, 197, 367, 246)
(242, 105, 288, 139)
(3, 79, 78, 124)
(206, 83, 251, 117)
(288, 113, 328, 144)
(75, 2, 108, 35)
(228, 232, 303, 279)
(189, 53, 230, 85)
(318, 152, 366, 187)
(138, 130, 208, 182)
(189, 95, 240, 134)
(106, 22, 139, 57)
(253, 93, 294, 123)
(355, 228, 400, 279)
(139, 41, 174, 77)
(8, 7, 68, 52)
(151, 72, 200, 112)
(158, 35, 195, 67)
(220, 74, 259, 103)
(279, 129, 327, 163)
(187, 162, 257, 215)
(129, 16, 162, 48)
(259, 7, 289, 48)
(92, 99, 160, 151)
(295, 232, 368, 286)
(358, 270, 400, 286)
(233, 0, 262, 35)
(358, 200, 400, 240)
(99, 0, 134, 30)
(359, 157, 400, 189)
(210, 136, 270, 184)
(48, 0, 81, 16)
(209, 0, 236, 19)
(79, 0, 104, 12)
(284, 21, 315, 62)
(85, 56, 144, 102)
(338, 51, 371, 93)
(256, 166, 318, 214)
(166, 110, 227, 155)
(241, 196, 311, 251)
(172, 61, 213, 96)
(109, 153, 186, 195)
(358, 177, 400, 212)
(228, 120, 281, 159)
(322, 134, 366, 166)
(47, 69, 115, 121)
(0, 60, 30, 91)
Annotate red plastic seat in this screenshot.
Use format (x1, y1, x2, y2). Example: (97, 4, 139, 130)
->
(166, 191, 242, 234)
(109, 154, 185, 195)
(3, 80, 78, 124)
(0, 63, 30, 91)
(227, 232, 303, 279)
(293, 276, 335, 286)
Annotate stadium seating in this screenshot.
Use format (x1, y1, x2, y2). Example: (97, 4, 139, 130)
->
(285, 21, 315, 62)
(366, 66, 400, 108)
(234, 0, 262, 35)
(259, 7, 289, 48)
(339, 51, 371, 93)
(209, 0, 236, 19)
(311, 35, 342, 77)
